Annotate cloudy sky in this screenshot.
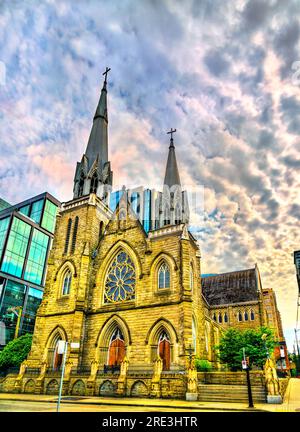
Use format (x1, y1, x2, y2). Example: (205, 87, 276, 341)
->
(0, 0, 299, 350)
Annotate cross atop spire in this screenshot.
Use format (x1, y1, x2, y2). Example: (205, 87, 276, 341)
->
(102, 67, 111, 88)
(167, 128, 176, 147)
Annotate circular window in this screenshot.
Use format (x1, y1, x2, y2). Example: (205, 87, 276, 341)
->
(104, 251, 136, 303)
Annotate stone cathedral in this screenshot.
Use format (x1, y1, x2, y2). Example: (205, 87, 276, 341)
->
(9, 70, 274, 398)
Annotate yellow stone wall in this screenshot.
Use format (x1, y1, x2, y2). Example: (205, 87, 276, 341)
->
(26, 194, 206, 372)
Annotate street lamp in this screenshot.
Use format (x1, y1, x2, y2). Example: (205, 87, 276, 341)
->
(242, 347, 254, 408)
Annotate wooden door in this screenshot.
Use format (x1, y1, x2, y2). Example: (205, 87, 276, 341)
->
(159, 339, 170, 370)
(108, 338, 126, 366)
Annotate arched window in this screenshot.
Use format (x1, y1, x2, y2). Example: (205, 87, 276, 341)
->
(205, 323, 209, 352)
(90, 172, 98, 194)
(70, 216, 79, 254)
(78, 173, 85, 197)
(244, 311, 249, 321)
(190, 268, 194, 292)
(250, 310, 255, 321)
(238, 311, 243, 322)
(192, 318, 197, 353)
(64, 218, 72, 254)
(104, 250, 136, 303)
(99, 221, 104, 240)
(224, 312, 228, 323)
(62, 270, 72, 296)
(158, 262, 170, 289)
(218, 313, 222, 323)
(213, 313, 216, 321)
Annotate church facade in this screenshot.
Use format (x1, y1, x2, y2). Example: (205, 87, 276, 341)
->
(6, 70, 285, 398)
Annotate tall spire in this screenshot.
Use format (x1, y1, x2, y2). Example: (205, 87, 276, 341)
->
(73, 67, 113, 201)
(163, 128, 181, 188)
(85, 67, 111, 170)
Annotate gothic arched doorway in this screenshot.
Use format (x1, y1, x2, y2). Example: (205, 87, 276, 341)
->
(107, 328, 126, 366)
(158, 331, 170, 371)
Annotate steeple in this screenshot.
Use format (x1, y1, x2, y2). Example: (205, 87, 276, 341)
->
(163, 128, 181, 188)
(158, 129, 189, 228)
(73, 67, 113, 202)
(85, 67, 110, 171)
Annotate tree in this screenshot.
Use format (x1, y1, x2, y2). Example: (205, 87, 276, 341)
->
(0, 333, 32, 372)
(216, 326, 275, 371)
(195, 358, 212, 372)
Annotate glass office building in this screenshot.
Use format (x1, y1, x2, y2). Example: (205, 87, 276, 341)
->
(0, 192, 60, 348)
(109, 188, 153, 233)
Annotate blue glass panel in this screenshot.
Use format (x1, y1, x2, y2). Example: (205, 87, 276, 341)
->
(21, 286, 43, 336)
(1, 218, 31, 277)
(143, 189, 151, 233)
(0, 217, 10, 259)
(41, 199, 57, 233)
(29, 199, 44, 224)
(0, 279, 26, 345)
(24, 229, 49, 285)
(19, 205, 30, 216)
(109, 191, 123, 212)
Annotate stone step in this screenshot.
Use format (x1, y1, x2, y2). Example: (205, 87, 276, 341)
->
(198, 384, 267, 402)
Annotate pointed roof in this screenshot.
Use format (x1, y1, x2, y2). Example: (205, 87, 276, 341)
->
(85, 70, 110, 170)
(163, 134, 181, 188)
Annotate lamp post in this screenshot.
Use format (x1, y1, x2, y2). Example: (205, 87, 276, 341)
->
(242, 347, 254, 408)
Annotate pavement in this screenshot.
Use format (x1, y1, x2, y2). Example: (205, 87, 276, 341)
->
(0, 378, 299, 412)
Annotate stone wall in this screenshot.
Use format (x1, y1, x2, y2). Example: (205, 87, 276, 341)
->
(197, 371, 265, 386)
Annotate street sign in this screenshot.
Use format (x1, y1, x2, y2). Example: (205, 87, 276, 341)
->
(70, 342, 80, 349)
(242, 360, 248, 369)
(57, 340, 66, 354)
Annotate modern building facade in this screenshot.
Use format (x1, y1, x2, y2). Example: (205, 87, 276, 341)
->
(0, 192, 60, 347)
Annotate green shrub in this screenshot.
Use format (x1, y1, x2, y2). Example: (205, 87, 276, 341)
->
(195, 358, 212, 372)
(0, 333, 32, 371)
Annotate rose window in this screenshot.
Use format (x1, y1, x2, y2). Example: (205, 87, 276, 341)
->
(104, 251, 136, 303)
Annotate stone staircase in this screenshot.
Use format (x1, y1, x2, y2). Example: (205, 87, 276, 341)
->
(198, 384, 267, 403)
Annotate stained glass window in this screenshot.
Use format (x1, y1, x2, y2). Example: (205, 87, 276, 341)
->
(250, 310, 255, 321)
(41, 199, 57, 233)
(1, 217, 31, 277)
(158, 262, 170, 289)
(24, 229, 49, 285)
(104, 251, 135, 303)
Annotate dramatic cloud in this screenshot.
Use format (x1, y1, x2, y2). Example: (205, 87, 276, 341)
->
(0, 0, 299, 350)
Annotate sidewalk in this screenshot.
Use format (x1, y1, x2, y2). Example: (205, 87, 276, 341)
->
(1, 378, 299, 412)
(0, 392, 276, 412)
